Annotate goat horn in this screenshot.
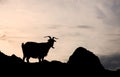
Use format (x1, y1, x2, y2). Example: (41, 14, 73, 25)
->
(53, 37, 58, 39)
(44, 36, 51, 39)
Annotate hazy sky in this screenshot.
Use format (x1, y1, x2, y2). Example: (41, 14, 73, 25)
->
(0, 0, 120, 70)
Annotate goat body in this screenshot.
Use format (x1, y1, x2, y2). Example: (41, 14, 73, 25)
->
(22, 42, 51, 63)
(21, 36, 57, 63)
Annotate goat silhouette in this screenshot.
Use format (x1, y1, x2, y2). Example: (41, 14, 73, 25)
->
(21, 36, 58, 63)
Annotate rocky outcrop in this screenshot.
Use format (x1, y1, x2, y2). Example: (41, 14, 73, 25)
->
(67, 47, 105, 71)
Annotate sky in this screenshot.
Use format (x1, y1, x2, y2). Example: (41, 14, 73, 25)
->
(0, 0, 120, 70)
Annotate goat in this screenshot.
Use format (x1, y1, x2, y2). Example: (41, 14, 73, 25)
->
(21, 36, 58, 63)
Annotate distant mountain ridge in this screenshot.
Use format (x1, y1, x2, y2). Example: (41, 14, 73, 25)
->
(0, 47, 119, 76)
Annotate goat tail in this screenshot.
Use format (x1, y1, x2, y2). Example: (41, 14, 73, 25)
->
(21, 43, 24, 48)
(21, 43, 25, 53)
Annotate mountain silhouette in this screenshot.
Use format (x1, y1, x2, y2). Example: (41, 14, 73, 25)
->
(0, 51, 24, 64)
(0, 47, 119, 76)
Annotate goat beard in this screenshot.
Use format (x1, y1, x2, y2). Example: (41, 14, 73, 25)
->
(52, 47, 55, 49)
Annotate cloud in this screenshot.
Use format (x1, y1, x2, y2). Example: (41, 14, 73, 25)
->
(0, 0, 7, 4)
(75, 25, 94, 29)
(100, 54, 120, 70)
(95, 6, 106, 19)
(97, 0, 120, 26)
(107, 34, 120, 37)
(0, 34, 6, 40)
(0, 30, 7, 40)
(47, 24, 66, 29)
